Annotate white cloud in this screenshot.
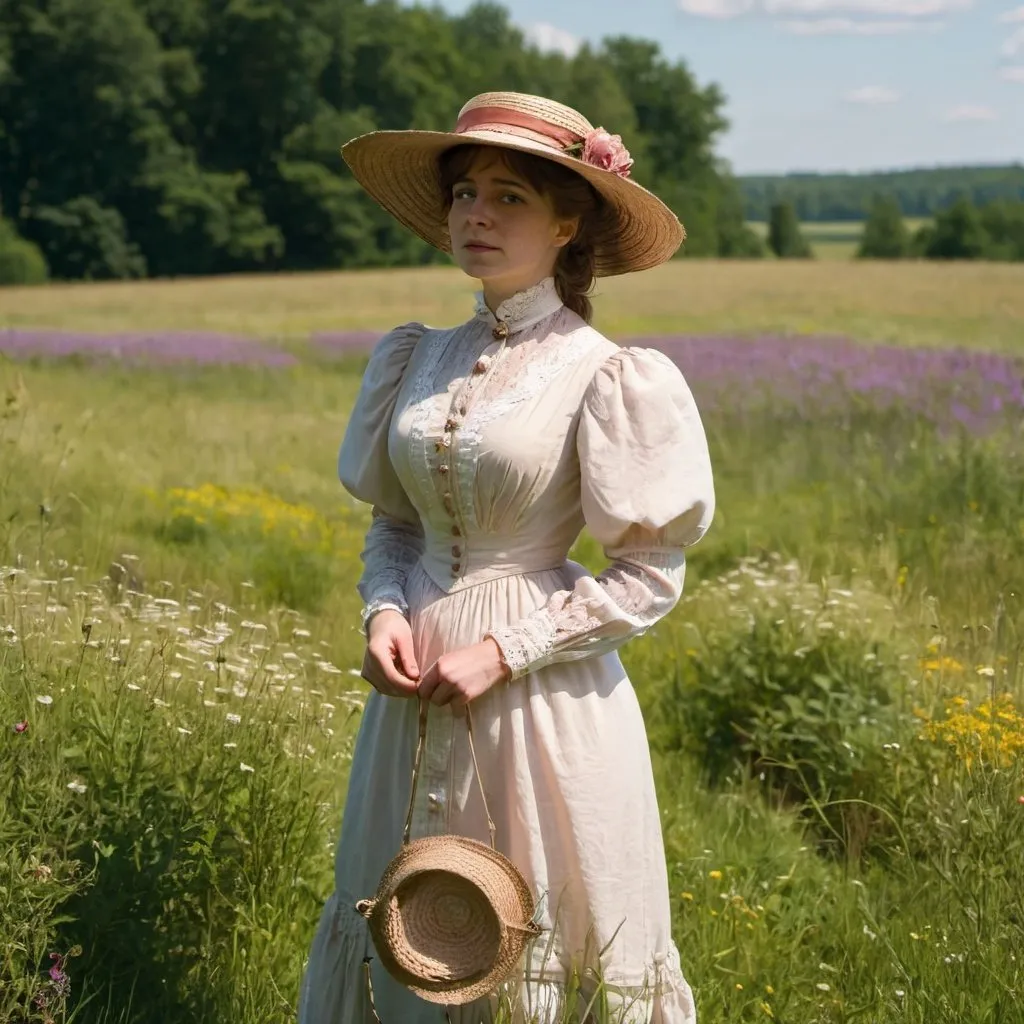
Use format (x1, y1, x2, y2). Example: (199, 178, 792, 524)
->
(523, 21, 582, 57)
(844, 85, 901, 103)
(1000, 64, 1024, 80)
(677, 0, 756, 16)
(767, 0, 967, 12)
(944, 103, 999, 120)
(998, 6, 1024, 23)
(783, 16, 943, 32)
(1002, 26, 1024, 54)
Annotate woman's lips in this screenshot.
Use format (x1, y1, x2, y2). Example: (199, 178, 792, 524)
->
(465, 243, 499, 252)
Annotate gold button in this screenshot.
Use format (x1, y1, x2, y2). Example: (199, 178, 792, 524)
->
(438, 464, 449, 475)
(452, 545, 461, 558)
(473, 359, 488, 374)
(445, 418, 458, 432)
(451, 563, 461, 575)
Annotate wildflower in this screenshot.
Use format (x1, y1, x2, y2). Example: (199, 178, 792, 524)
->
(760, 1002, 774, 1018)
(680, 892, 694, 901)
(816, 983, 831, 992)
(709, 870, 723, 880)
(66, 780, 87, 795)
(13, 720, 28, 733)
(895, 989, 906, 998)
(225, 712, 242, 725)
(48, 953, 70, 997)
(240, 762, 255, 773)
(976, 666, 995, 678)
(224, 741, 238, 749)
(735, 983, 744, 991)
(177, 727, 193, 736)
(765, 985, 775, 995)
(35, 695, 54, 706)
(1018, 796, 1024, 805)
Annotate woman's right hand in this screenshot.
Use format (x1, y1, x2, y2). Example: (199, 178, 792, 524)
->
(362, 610, 421, 698)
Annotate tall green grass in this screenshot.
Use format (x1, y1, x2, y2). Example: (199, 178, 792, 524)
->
(2, 341, 1023, 1023)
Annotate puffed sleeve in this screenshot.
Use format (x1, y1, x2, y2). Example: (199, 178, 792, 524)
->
(338, 322, 427, 631)
(484, 347, 715, 678)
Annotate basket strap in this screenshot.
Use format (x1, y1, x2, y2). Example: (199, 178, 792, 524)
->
(402, 699, 430, 846)
(402, 691, 497, 851)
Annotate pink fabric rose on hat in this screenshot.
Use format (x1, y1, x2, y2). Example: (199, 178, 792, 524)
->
(581, 128, 634, 178)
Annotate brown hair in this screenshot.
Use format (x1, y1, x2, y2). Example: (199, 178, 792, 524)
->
(438, 145, 605, 323)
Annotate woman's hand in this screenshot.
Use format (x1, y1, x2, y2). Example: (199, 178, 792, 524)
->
(362, 610, 420, 698)
(417, 638, 511, 711)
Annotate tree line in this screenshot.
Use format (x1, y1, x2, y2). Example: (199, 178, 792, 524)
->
(0, 0, 765, 285)
(759, 195, 1024, 262)
(741, 165, 1024, 223)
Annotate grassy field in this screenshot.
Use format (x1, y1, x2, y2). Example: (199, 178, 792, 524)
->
(2, 262, 1023, 1024)
(2, 258, 1023, 353)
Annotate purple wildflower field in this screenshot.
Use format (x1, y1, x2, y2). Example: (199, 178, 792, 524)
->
(0, 328, 297, 367)
(642, 334, 1024, 435)
(3, 326, 1022, 435)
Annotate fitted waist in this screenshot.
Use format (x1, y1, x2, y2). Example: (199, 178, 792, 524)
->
(419, 531, 572, 592)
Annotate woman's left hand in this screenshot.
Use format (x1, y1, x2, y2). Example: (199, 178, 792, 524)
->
(418, 638, 511, 710)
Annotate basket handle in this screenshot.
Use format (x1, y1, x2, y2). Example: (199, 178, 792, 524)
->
(402, 693, 497, 852)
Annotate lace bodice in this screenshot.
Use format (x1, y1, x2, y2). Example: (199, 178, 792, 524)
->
(338, 277, 715, 676)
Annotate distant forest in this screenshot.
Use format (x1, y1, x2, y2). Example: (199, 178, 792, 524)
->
(739, 165, 1024, 223)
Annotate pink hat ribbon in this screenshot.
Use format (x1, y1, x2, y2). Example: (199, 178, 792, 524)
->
(454, 105, 634, 179)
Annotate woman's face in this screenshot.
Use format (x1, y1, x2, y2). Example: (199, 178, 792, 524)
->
(446, 148, 577, 303)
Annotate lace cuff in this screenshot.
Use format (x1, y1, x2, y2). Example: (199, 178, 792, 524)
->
(485, 550, 686, 680)
(357, 508, 424, 631)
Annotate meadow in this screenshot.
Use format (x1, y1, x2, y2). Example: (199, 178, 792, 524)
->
(1, 260, 1023, 1024)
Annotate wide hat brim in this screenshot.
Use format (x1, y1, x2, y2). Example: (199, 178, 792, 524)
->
(341, 128, 685, 276)
(358, 835, 540, 1005)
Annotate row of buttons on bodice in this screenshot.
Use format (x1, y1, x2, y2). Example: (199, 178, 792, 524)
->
(434, 318, 511, 578)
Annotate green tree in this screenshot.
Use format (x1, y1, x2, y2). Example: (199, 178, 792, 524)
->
(858, 195, 909, 259)
(0, 219, 48, 285)
(767, 201, 812, 259)
(979, 201, 1024, 261)
(29, 198, 147, 280)
(921, 197, 990, 260)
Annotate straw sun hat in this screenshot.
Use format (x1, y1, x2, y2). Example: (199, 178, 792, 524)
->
(341, 91, 686, 276)
(355, 703, 542, 1006)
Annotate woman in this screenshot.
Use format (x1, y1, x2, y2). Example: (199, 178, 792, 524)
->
(299, 91, 715, 1024)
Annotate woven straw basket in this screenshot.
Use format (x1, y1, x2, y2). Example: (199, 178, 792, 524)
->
(355, 702, 542, 1006)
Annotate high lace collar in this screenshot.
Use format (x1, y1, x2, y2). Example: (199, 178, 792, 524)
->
(472, 277, 564, 336)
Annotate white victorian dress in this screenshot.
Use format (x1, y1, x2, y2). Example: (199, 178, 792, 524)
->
(298, 277, 715, 1024)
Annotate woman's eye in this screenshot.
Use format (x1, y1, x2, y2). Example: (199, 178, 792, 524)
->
(503, 193, 524, 204)
(453, 187, 474, 200)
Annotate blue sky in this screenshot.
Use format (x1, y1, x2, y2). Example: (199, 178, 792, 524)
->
(411, 0, 1024, 174)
